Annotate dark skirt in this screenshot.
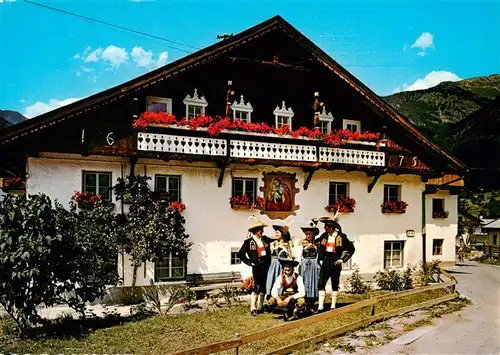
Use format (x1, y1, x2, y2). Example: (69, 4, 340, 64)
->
(300, 257, 320, 298)
(266, 255, 283, 295)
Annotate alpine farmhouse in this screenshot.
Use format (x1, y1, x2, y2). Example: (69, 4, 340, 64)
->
(0, 16, 466, 287)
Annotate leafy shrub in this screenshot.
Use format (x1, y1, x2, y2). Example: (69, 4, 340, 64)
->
(402, 265, 414, 290)
(416, 260, 441, 286)
(374, 269, 404, 291)
(0, 194, 62, 331)
(346, 265, 370, 294)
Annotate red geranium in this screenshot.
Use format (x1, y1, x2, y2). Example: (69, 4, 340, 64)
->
(71, 191, 102, 209)
(169, 201, 186, 213)
(325, 196, 356, 213)
(242, 276, 254, 293)
(381, 201, 409, 214)
(132, 112, 176, 129)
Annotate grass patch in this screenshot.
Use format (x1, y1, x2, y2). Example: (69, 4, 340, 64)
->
(428, 297, 471, 318)
(402, 318, 434, 332)
(0, 289, 449, 354)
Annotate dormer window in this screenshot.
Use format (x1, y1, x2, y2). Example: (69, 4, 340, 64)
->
(273, 101, 294, 129)
(183, 89, 208, 118)
(343, 119, 361, 133)
(146, 96, 172, 113)
(232, 95, 253, 123)
(318, 106, 334, 134)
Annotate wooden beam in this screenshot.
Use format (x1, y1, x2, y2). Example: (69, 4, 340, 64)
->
(303, 168, 316, 191)
(217, 162, 227, 188)
(368, 173, 382, 193)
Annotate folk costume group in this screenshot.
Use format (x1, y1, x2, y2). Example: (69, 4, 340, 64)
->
(238, 214, 355, 320)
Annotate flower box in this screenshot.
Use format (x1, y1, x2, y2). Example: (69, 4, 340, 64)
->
(432, 211, 449, 219)
(71, 191, 102, 209)
(381, 201, 408, 214)
(2, 177, 25, 190)
(325, 196, 356, 213)
(230, 195, 265, 211)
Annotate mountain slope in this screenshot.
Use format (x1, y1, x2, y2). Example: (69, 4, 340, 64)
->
(0, 110, 27, 130)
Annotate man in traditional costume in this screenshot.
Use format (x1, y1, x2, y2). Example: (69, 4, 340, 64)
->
(268, 257, 306, 321)
(238, 216, 274, 316)
(316, 216, 355, 312)
(266, 221, 295, 297)
(297, 219, 321, 308)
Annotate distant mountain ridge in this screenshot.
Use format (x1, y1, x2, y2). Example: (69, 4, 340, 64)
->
(0, 110, 27, 130)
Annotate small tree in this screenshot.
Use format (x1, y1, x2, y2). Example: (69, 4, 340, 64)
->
(114, 175, 192, 289)
(53, 199, 120, 317)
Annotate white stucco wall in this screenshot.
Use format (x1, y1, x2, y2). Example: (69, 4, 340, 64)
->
(27, 155, 458, 286)
(424, 191, 458, 264)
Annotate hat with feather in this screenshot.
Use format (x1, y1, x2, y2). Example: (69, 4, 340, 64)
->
(300, 218, 320, 236)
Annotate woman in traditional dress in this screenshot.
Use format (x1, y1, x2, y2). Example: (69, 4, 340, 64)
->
(265, 222, 294, 297)
(297, 219, 321, 308)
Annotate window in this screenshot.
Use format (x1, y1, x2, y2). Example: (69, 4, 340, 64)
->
(384, 241, 404, 268)
(318, 106, 334, 134)
(432, 239, 444, 255)
(343, 119, 361, 133)
(155, 253, 186, 281)
(342, 257, 352, 270)
(273, 101, 294, 129)
(232, 178, 256, 201)
(183, 88, 208, 118)
(493, 234, 498, 245)
(146, 96, 172, 113)
(230, 248, 241, 265)
(432, 198, 445, 214)
(328, 182, 348, 205)
(384, 184, 401, 203)
(232, 95, 253, 123)
(82, 171, 112, 201)
(155, 175, 181, 201)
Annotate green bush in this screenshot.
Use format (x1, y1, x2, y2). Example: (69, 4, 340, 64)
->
(374, 269, 404, 291)
(416, 260, 441, 286)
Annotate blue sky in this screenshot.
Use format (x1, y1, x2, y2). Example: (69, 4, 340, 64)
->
(0, 0, 498, 117)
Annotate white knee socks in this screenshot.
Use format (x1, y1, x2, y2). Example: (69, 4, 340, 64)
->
(331, 291, 338, 309)
(257, 293, 265, 311)
(318, 290, 326, 311)
(250, 292, 257, 311)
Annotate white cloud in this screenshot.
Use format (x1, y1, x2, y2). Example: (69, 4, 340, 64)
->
(131, 47, 168, 69)
(85, 48, 103, 63)
(23, 98, 82, 118)
(402, 43, 407, 52)
(156, 51, 168, 67)
(82, 67, 94, 73)
(417, 51, 426, 57)
(411, 32, 434, 50)
(76, 71, 82, 76)
(101, 45, 128, 67)
(392, 70, 462, 94)
(131, 46, 154, 67)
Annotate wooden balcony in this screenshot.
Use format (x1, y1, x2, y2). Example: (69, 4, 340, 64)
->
(137, 130, 386, 167)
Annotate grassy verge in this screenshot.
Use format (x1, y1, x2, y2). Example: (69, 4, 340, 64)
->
(0, 289, 448, 354)
(473, 255, 500, 266)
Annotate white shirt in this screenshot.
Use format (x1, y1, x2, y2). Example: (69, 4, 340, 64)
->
(252, 235, 266, 256)
(271, 273, 306, 299)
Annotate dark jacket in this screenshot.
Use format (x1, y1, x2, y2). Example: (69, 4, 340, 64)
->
(316, 231, 355, 263)
(238, 235, 274, 266)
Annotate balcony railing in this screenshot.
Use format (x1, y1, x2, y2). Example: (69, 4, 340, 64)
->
(137, 132, 386, 166)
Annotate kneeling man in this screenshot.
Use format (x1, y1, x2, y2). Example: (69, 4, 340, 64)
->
(268, 257, 306, 320)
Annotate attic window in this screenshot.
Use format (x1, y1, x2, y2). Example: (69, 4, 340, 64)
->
(273, 101, 294, 129)
(318, 106, 334, 134)
(343, 119, 361, 133)
(232, 95, 253, 123)
(146, 96, 172, 113)
(183, 89, 208, 118)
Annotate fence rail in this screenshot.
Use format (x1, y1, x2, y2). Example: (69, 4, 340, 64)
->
(484, 245, 500, 259)
(171, 277, 457, 355)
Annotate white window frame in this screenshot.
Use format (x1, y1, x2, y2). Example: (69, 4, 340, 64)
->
(232, 177, 257, 202)
(232, 95, 253, 122)
(384, 184, 401, 203)
(146, 96, 172, 113)
(183, 88, 208, 118)
(432, 239, 444, 256)
(328, 182, 349, 205)
(273, 101, 294, 129)
(318, 106, 334, 134)
(82, 171, 112, 201)
(155, 253, 186, 281)
(155, 175, 181, 202)
(384, 241, 405, 269)
(343, 119, 361, 133)
(230, 247, 241, 265)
